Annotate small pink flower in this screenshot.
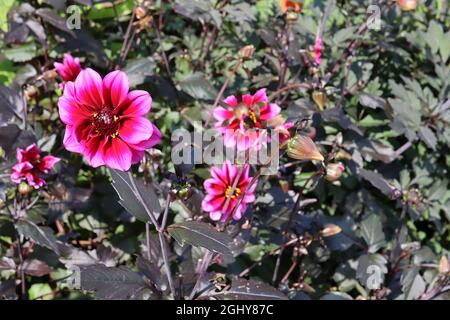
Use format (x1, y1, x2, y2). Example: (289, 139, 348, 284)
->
(213, 88, 293, 150)
(10, 144, 60, 189)
(58, 68, 161, 171)
(314, 36, 323, 65)
(202, 162, 257, 222)
(54, 53, 82, 82)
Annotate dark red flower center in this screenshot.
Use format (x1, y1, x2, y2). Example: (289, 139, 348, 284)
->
(92, 108, 119, 137)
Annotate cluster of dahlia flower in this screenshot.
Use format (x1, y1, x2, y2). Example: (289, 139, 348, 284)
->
(11, 53, 344, 225)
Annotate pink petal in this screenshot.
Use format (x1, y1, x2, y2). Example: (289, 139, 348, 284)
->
(131, 149, 145, 164)
(252, 88, 268, 103)
(259, 103, 281, 122)
(209, 211, 222, 221)
(102, 138, 133, 171)
(242, 94, 253, 107)
(224, 95, 238, 107)
(103, 70, 129, 109)
(75, 68, 104, 108)
(212, 107, 233, 122)
(120, 90, 152, 117)
(63, 126, 84, 153)
(38, 155, 60, 173)
(119, 117, 153, 145)
(83, 137, 105, 168)
(204, 178, 226, 195)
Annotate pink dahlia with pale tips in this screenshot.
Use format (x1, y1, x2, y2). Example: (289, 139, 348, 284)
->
(213, 88, 292, 151)
(202, 162, 257, 222)
(58, 68, 161, 171)
(54, 53, 82, 82)
(10, 144, 60, 189)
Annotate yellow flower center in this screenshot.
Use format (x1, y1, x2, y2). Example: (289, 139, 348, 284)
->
(225, 186, 241, 199)
(248, 110, 257, 124)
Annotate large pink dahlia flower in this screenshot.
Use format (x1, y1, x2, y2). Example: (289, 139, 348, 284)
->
(212, 88, 292, 151)
(58, 68, 161, 171)
(202, 162, 256, 222)
(11, 144, 60, 189)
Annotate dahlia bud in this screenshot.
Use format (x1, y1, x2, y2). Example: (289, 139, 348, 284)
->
(439, 256, 449, 274)
(43, 70, 57, 81)
(18, 182, 33, 195)
(312, 91, 327, 111)
(135, 6, 147, 19)
(335, 149, 352, 161)
(286, 12, 298, 22)
(287, 135, 324, 162)
(0, 198, 4, 209)
(24, 85, 38, 100)
(238, 45, 255, 60)
(398, 0, 417, 11)
(320, 224, 342, 237)
(325, 162, 345, 182)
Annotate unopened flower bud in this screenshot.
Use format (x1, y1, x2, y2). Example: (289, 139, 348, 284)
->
(335, 149, 352, 161)
(24, 85, 38, 100)
(325, 162, 345, 182)
(286, 12, 298, 22)
(312, 91, 327, 111)
(135, 6, 147, 19)
(43, 70, 57, 81)
(439, 256, 449, 274)
(287, 135, 324, 162)
(398, 0, 417, 11)
(238, 45, 255, 60)
(18, 182, 33, 195)
(0, 198, 4, 209)
(320, 224, 342, 237)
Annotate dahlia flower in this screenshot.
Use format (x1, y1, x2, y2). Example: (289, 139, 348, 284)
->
(314, 36, 323, 65)
(58, 68, 161, 171)
(212, 88, 292, 151)
(54, 53, 82, 82)
(10, 144, 60, 189)
(202, 162, 256, 222)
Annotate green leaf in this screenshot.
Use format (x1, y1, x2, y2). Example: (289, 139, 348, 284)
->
(179, 72, 218, 101)
(28, 283, 53, 300)
(15, 219, 61, 255)
(356, 254, 388, 290)
(401, 267, 426, 300)
(3, 43, 37, 62)
(79, 265, 151, 300)
(167, 221, 232, 256)
(123, 57, 156, 86)
(109, 169, 161, 223)
(211, 278, 287, 300)
(360, 214, 386, 253)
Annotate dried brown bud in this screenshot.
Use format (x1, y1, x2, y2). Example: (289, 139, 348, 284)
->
(325, 162, 345, 182)
(286, 12, 298, 22)
(238, 45, 255, 60)
(312, 90, 327, 111)
(43, 70, 57, 81)
(439, 256, 449, 274)
(335, 149, 352, 161)
(18, 182, 33, 195)
(24, 85, 38, 100)
(320, 224, 342, 237)
(287, 135, 324, 162)
(0, 198, 4, 209)
(398, 0, 417, 11)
